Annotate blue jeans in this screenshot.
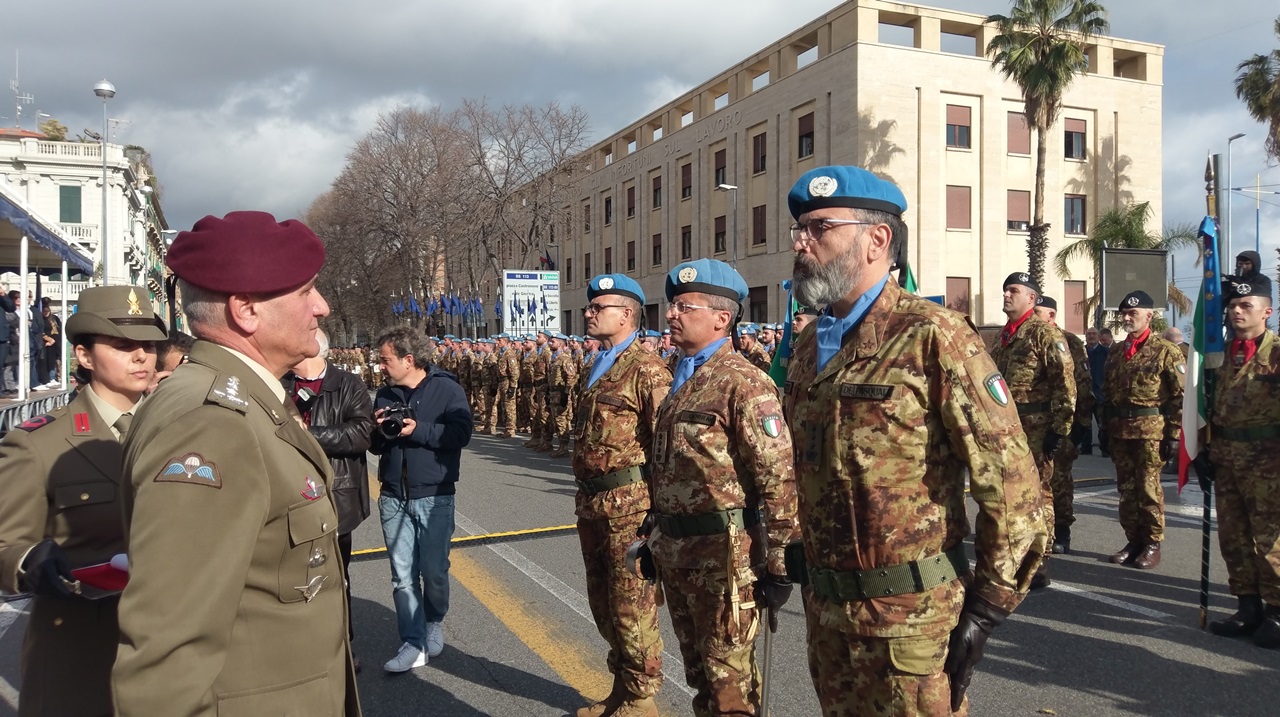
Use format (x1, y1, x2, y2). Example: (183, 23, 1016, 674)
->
(379, 493, 454, 648)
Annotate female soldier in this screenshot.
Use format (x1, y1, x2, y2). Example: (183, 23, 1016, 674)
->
(0, 285, 165, 716)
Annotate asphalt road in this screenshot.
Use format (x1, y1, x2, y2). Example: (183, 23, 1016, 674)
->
(2, 435, 1279, 716)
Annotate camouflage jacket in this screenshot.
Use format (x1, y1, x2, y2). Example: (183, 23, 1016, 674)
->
(783, 279, 1045, 638)
(1064, 331, 1096, 426)
(649, 342, 799, 576)
(1102, 333, 1185, 441)
(572, 340, 671, 520)
(549, 350, 579, 401)
(497, 348, 520, 391)
(989, 315, 1075, 437)
(532, 345, 551, 385)
(741, 344, 772, 374)
(1209, 330, 1280, 438)
(519, 351, 536, 385)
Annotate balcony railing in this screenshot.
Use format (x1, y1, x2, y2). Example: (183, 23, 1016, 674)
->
(40, 281, 91, 302)
(60, 223, 98, 243)
(35, 141, 102, 159)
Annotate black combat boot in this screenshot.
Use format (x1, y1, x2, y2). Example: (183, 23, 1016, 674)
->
(1052, 526, 1071, 555)
(1252, 605, 1280, 649)
(1030, 562, 1050, 590)
(1109, 541, 1140, 565)
(1209, 595, 1264, 637)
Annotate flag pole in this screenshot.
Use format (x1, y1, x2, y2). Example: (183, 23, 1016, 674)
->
(1197, 154, 1220, 630)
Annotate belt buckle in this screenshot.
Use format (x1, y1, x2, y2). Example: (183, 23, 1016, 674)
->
(810, 568, 837, 602)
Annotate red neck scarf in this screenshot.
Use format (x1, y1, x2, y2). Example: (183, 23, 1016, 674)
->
(1001, 309, 1034, 346)
(1230, 335, 1262, 367)
(1124, 328, 1151, 360)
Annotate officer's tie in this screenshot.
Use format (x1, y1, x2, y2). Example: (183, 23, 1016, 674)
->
(113, 412, 133, 440)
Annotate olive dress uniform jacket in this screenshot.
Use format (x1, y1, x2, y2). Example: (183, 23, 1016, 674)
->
(113, 341, 360, 717)
(0, 390, 128, 716)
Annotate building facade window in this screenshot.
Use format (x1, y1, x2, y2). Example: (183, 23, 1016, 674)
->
(604, 247, 613, 274)
(714, 149, 727, 186)
(652, 233, 662, 266)
(714, 216, 727, 254)
(752, 132, 767, 173)
(652, 176, 662, 208)
(1007, 112, 1031, 154)
(626, 241, 635, 272)
(752, 205, 767, 246)
(1064, 119, 1087, 160)
(59, 185, 82, 224)
(681, 163, 692, 199)
(945, 105, 971, 149)
(626, 186, 636, 218)
(681, 225, 692, 259)
(1007, 190, 1031, 231)
(748, 286, 769, 324)
(1065, 194, 1087, 234)
(946, 186, 972, 230)
(798, 112, 815, 158)
(604, 197, 613, 225)
(584, 252, 592, 278)
(565, 257, 573, 285)
(583, 204, 591, 232)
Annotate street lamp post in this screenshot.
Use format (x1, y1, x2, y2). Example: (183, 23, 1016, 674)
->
(94, 79, 115, 285)
(716, 183, 738, 267)
(1225, 132, 1245, 260)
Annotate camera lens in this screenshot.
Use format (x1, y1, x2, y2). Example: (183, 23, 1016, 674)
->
(380, 417, 404, 437)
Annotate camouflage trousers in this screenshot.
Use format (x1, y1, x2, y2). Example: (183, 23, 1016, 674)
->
(1024, 425, 1056, 548)
(659, 565, 760, 716)
(488, 386, 517, 433)
(1213, 443, 1280, 605)
(477, 387, 493, 425)
(804, 611, 957, 717)
(549, 391, 573, 440)
(1109, 438, 1165, 543)
(518, 384, 532, 431)
(529, 386, 548, 441)
(1051, 435, 1081, 528)
(578, 512, 664, 697)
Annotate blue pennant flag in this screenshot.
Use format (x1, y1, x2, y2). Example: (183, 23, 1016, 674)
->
(494, 298, 501, 318)
(540, 292, 548, 316)
(392, 300, 403, 316)
(527, 296, 536, 316)
(1198, 216, 1225, 363)
(409, 296, 421, 316)
(515, 295, 525, 316)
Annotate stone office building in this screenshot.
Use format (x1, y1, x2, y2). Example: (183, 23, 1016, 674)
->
(552, 0, 1162, 335)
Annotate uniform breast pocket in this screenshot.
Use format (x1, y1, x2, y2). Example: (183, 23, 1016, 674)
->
(53, 481, 116, 509)
(837, 384, 924, 459)
(278, 498, 339, 604)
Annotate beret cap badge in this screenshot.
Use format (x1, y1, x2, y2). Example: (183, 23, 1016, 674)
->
(808, 176, 838, 198)
(1126, 296, 1139, 307)
(678, 267, 698, 283)
(598, 277, 614, 290)
(1237, 283, 1251, 295)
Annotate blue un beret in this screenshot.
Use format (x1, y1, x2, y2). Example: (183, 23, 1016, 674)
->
(737, 323, 758, 336)
(588, 274, 644, 304)
(788, 166, 908, 220)
(665, 259, 748, 303)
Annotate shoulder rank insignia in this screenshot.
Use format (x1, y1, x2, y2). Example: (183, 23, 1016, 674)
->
(73, 413, 91, 434)
(16, 414, 55, 432)
(209, 375, 250, 412)
(301, 477, 325, 501)
(155, 453, 223, 489)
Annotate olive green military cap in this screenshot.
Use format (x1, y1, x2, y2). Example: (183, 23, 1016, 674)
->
(66, 285, 168, 342)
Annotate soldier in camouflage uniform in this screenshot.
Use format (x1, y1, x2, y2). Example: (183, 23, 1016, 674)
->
(473, 340, 495, 433)
(735, 325, 772, 375)
(1101, 290, 1184, 570)
(526, 333, 553, 451)
(437, 335, 456, 376)
(1198, 277, 1280, 646)
(650, 259, 799, 717)
(783, 166, 1045, 717)
(519, 336, 536, 433)
(548, 333, 580, 457)
(989, 272, 1074, 588)
(1034, 296, 1096, 554)
(572, 275, 671, 717)
(489, 334, 521, 437)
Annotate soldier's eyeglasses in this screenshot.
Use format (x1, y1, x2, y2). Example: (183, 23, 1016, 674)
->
(789, 218, 874, 243)
(665, 300, 719, 315)
(582, 303, 628, 316)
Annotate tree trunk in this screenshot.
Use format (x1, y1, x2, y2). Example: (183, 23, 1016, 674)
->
(1029, 121, 1050, 286)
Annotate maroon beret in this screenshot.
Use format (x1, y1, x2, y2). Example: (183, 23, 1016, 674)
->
(166, 211, 326, 294)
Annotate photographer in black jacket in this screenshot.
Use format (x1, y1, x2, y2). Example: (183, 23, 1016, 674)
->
(285, 329, 375, 670)
(370, 326, 472, 673)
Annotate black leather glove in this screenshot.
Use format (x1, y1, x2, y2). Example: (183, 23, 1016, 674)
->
(1070, 424, 1089, 446)
(1193, 448, 1215, 493)
(944, 597, 1008, 712)
(636, 512, 659, 538)
(754, 572, 793, 633)
(1041, 431, 1063, 456)
(506, 388, 516, 400)
(1159, 438, 1179, 463)
(19, 539, 76, 598)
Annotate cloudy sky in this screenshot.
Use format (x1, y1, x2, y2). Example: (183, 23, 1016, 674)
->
(5, 0, 1278, 311)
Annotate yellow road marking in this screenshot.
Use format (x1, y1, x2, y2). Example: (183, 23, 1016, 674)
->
(351, 524, 578, 556)
(450, 550, 613, 706)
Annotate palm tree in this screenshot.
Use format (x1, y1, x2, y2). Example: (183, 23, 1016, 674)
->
(1235, 17, 1280, 163)
(985, 0, 1109, 286)
(1053, 202, 1197, 327)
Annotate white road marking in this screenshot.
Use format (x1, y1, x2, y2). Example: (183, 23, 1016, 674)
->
(1051, 581, 1176, 622)
(453, 511, 696, 697)
(0, 598, 29, 709)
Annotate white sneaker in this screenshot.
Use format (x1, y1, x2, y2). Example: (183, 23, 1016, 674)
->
(383, 642, 426, 673)
(426, 622, 445, 658)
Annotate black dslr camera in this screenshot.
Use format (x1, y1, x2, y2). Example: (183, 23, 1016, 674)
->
(379, 403, 414, 438)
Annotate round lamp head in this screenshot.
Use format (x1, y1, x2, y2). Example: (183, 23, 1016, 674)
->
(93, 79, 116, 99)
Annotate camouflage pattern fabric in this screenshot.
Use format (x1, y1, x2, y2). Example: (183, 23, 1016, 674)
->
(530, 344, 551, 444)
(783, 279, 1044, 717)
(549, 349, 580, 442)
(1210, 331, 1280, 605)
(648, 342, 798, 714)
(804, 618, 955, 717)
(1103, 335, 1184, 544)
(490, 346, 521, 433)
(742, 345, 772, 375)
(1050, 332, 1096, 528)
